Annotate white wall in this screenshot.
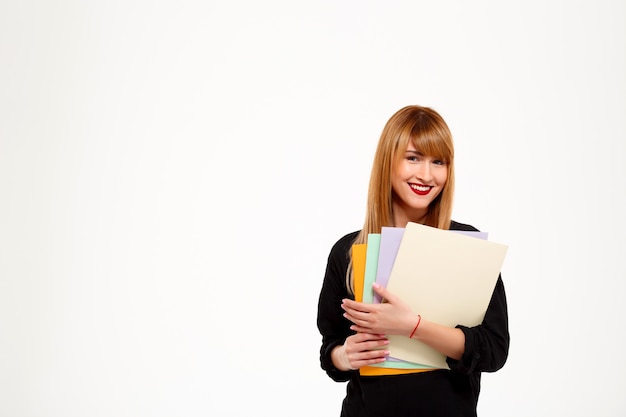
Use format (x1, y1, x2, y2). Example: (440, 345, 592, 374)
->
(1, 1, 625, 416)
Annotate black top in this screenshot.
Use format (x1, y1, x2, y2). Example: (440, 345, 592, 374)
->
(317, 221, 510, 417)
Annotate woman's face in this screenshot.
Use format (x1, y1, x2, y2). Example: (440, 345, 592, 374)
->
(391, 142, 448, 224)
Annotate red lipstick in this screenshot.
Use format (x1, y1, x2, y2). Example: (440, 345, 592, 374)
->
(410, 184, 431, 196)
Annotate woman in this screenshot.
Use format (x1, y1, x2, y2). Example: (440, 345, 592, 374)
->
(317, 105, 509, 416)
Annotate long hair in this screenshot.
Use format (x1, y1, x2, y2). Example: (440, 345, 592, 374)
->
(347, 105, 456, 294)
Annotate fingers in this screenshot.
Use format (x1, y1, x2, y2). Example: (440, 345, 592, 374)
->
(350, 324, 375, 334)
(342, 310, 368, 328)
(341, 300, 377, 332)
(342, 291, 414, 336)
(349, 331, 387, 343)
(344, 333, 390, 368)
(341, 298, 373, 313)
(352, 350, 389, 367)
(342, 283, 399, 312)
(342, 299, 380, 318)
(371, 282, 396, 303)
(341, 299, 383, 330)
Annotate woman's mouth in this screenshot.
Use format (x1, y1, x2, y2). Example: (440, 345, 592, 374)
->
(409, 183, 432, 196)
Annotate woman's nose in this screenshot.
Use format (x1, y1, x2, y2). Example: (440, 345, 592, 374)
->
(416, 162, 433, 182)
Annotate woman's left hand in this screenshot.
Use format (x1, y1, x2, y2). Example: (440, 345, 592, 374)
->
(341, 283, 418, 336)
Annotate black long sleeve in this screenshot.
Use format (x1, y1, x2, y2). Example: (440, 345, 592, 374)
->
(316, 221, 510, 417)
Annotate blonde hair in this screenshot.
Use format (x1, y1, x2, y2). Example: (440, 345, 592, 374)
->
(347, 105, 456, 293)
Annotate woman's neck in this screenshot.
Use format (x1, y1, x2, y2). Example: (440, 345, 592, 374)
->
(392, 209, 427, 228)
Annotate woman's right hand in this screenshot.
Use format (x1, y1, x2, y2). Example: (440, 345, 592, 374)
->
(332, 332, 390, 371)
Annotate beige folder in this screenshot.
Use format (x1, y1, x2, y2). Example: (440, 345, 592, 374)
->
(385, 222, 508, 369)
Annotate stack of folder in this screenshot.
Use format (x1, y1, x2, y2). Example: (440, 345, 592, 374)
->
(352, 222, 508, 376)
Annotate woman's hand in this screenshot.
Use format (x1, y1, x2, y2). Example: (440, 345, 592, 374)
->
(342, 283, 418, 336)
(343, 283, 466, 360)
(332, 332, 389, 370)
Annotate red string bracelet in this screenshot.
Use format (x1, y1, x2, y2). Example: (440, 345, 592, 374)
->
(409, 315, 422, 339)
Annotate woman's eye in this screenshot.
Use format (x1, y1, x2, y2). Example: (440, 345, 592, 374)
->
(433, 159, 445, 166)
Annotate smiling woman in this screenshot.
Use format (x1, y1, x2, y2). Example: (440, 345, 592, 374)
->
(316, 105, 509, 417)
(363, 106, 456, 233)
(392, 145, 449, 227)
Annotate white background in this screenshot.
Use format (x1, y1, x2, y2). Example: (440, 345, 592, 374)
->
(1, 1, 625, 416)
